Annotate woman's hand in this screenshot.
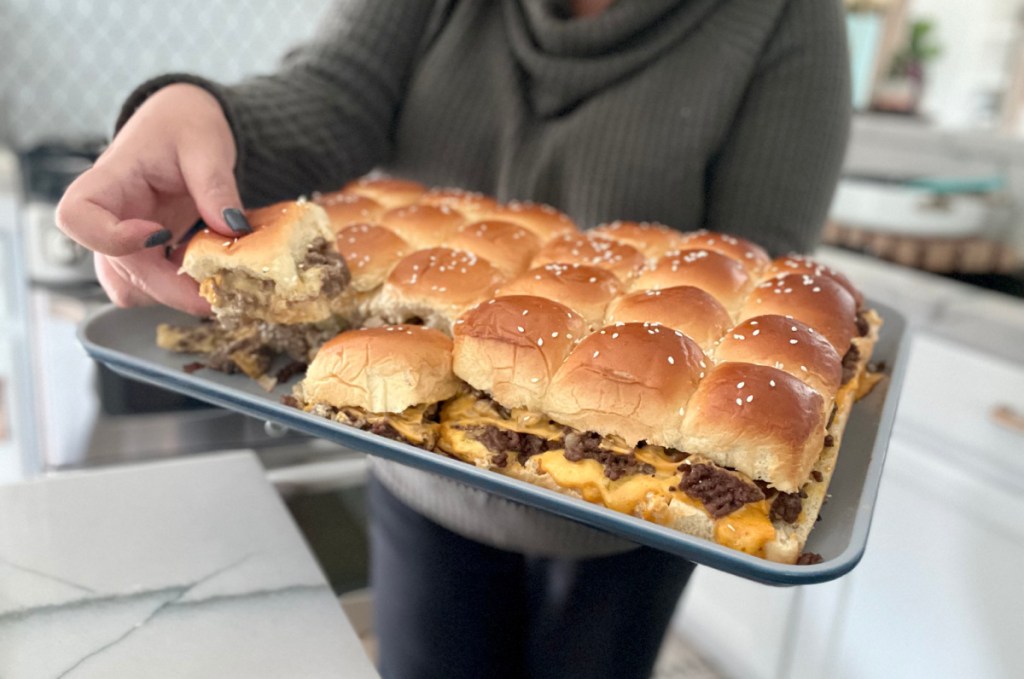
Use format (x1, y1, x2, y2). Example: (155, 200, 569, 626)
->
(56, 83, 250, 315)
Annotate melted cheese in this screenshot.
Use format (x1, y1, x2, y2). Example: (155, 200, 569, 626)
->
(441, 394, 564, 440)
(713, 501, 775, 557)
(535, 450, 676, 514)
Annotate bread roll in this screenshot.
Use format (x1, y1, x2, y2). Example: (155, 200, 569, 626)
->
(630, 249, 752, 316)
(496, 263, 623, 331)
(447, 220, 541, 278)
(604, 286, 731, 351)
(676, 230, 771, 274)
(377, 204, 467, 250)
(590, 221, 686, 258)
(342, 176, 426, 208)
(532, 232, 645, 283)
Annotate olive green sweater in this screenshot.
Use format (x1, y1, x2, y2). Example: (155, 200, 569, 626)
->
(122, 0, 850, 556)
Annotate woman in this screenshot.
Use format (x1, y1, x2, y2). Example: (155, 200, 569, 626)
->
(57, 1, 850, 677)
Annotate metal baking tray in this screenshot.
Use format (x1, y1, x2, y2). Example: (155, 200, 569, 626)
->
(78, 302, 909, 586)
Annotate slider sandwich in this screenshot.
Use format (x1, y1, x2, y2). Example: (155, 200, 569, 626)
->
(295, 325, 461, 449)
(630, 249, 753, 317)
(496, 262, 623, 331)
(589, 221, 687, 259)
(157, 200, 352, 379)
(532, 232, 645, 283)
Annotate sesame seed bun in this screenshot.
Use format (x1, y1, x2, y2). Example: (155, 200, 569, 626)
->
(301, 326, 460, 413)
(417, 188, 500, 221)
(182, 200, 346, 324)
(374, 247, 505, 332)
(496, 263, 624, 331)
(676, 230, 771, 274)
(480, 201, 578, 243)
(589, 221, 686, 258)
(453, 295, 587, 412)
(335, 223, 410, 293)
(377, 204, 467, 249)
(762, 255, 864, 307)
(532, 232, 645, 283)
(739, 273, 858, 355)
(604, 286, 731, 351)
(630, 249, 752, 316)
(341, 176, 426, 209)
(543, 323, 707, 447)
(714, 315, 842, 398)
(447, 220, 542, 278)
(312, 191, 385, 234)
(677, 362, 827, 493)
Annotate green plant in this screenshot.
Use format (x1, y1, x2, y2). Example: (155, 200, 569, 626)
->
(890, 19, 942, 82)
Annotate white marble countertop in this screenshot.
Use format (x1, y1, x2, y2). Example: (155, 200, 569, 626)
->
(0, 452, 378, 679)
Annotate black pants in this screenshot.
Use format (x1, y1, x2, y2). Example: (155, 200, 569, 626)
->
(368, 475, 696, 679)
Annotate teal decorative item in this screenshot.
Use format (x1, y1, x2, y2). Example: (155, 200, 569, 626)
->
(847, 12, 884, 110)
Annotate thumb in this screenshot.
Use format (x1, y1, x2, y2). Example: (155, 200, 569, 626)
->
(177, 138, 251, 238)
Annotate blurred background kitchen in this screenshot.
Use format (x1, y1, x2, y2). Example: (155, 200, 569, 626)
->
(0, 1, 1022, 678)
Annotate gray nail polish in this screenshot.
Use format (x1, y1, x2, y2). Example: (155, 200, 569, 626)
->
(223, 208, 253, 234)
(144, 229, 173, 248)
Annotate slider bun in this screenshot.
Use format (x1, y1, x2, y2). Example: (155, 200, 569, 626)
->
(336, 223, 410, 293)
(313, 191, 385, 234)
(301, 326, 460, 413)
(676, 230, 771, 274)
(604, 286, 731, 351)
(532, 233, 645, 283)
(496, 263, 623, 331)
(762, 255, 864, 306)
(714, 315, 842, 398)
(630, 249, 752, 316)
(418, 188, 500, 221)
(544, 323, 707, 447)
(377, 204, 467, 249)
(183, 200, 334, 296)
(375, 247, 505, 332)
(480, 201, 578, 243)
(678, 362, 826, 493)
(447, 220, 542, 278)
(341, 176, 426, 208)
(739, 273, 858, 354)
(589, 221, 686, 258)
(453, 295, 587, 412)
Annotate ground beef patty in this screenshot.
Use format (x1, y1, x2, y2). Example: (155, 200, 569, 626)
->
(563, 432, 656, 481)
(466, 425, 561, 468)
(678, 463, 765, 518)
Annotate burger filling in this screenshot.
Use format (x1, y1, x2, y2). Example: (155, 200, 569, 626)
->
(305, 402, 441, 450)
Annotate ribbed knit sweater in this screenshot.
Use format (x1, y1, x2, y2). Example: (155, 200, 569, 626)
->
(121, 0, 851, 556)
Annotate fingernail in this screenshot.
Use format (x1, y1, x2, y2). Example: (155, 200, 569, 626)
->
(223, 208, 252, 234)
(144, 228, 173, 248)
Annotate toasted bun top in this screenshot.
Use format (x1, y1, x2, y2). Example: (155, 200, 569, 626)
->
(762, 255, 863, 306)
(739, 273, 858, 354)
(382, 247, 506, 316)
(480, 201, 578, 243)
(544, 323, 707, 446)
(341, 176, 426, 209)
(453, 295, 587, 411)
(679, 362, 826, 492)
(496, 263, 624, 331)
(377, 204, 467, 249)
(604, 286, 731, 351)
(589, 221, 686, 258)
(313, 191, 385, 234)
(417, 188, 500, 221)
(182, 200, 334, 292)
(301, 325, 460, 413)
(336, 223, 410, 292)
(447, 220, 542, 278)
(630, 249, 752, 315)
(714, 315, 842, 398)
(532, 232, 645, 283)
(676, 230, 771, 273)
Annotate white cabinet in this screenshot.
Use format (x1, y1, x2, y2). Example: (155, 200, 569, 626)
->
(674, 332, 1024, 679)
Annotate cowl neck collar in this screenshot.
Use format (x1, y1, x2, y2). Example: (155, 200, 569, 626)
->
(503, 0, 719, 116)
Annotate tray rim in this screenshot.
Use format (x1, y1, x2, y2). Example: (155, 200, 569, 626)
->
(77, 301, 911, 586)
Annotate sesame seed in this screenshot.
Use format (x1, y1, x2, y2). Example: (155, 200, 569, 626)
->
(668, 356, 675, 364)
(789, 339, 798, 344)
(746, 395, 753, 403)
(517, 326, 525, 332)
(752, 329, 760, 336)
(537, 338, 544, 346)
(522, 310, 529, 316)
(551, 331, 559, 338)
(593, 351, 600, 358)
(736, 398, 743, 406)
(769, 380, 776, 387)
(800, 365, 808, 372)
(612, 333, 619, 339)
(530, 377, 540, 383)
(791, 326, 798, 332)
(737, 381, 745, 389)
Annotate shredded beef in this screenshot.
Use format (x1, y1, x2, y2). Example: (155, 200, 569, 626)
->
(678, 464, 764, 518)
(811, 470, 824, 483)
(770, 492, 803, 523)
(796, 552, 824, 565)
(564, 431, 655, 481)
(663, 448, 690, 463)
(183, 362, 205, 374)
(369, 420, 405, 442)
(469, 426, 560, 466)
(280, 395, 299, 408)
(824, 434, 835, 448)
(841, 344, 861, 384)
(754, 479, 777, 499)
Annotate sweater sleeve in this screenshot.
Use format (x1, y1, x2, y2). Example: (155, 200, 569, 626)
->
(702, 0, 851, 255)
(117, 0, 440, 207)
